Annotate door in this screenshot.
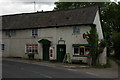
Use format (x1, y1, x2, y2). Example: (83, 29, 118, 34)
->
(43, 44, 50, 61)
(57, 45, 66, 62)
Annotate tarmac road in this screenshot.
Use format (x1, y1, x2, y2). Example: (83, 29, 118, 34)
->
(2, 60, 101, 78)
(2, 60, 118, 80)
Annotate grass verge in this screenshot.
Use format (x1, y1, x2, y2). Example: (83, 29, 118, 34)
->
(111, 57, 120, 66)
(93, 58, 111, 68)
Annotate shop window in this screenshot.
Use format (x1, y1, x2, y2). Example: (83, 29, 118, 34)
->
(74, 47, 79, 55)
(80, 47, 84, 55)
(73, 26, 80, 34)
(32, 29, 38, 36)
(26, 44, 38, 53)
(85, 47, 90, 56)
(74, 46, 90, 56)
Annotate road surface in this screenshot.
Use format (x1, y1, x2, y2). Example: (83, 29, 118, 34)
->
(2, 60, 116, 79)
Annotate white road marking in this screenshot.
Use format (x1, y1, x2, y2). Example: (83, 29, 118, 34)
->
(19, 66, 52, 78)
(67, 69, 77, 71)
(86, 72, 98, 76)
(30, 70, 52, 78)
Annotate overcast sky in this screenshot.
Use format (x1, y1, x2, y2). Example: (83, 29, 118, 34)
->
(0, 0, 119, 16)
(0, 0, 59, 16)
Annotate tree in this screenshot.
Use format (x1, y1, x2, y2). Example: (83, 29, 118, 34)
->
(103, 2, 120, 32)
(86, 25, 99, 65)
(112, 31, 120, 60)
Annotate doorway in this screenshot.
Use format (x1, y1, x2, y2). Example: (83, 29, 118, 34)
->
(57, 45, 66, 62)
(43, 44, 50, 61)
(38, 39, 51, 61)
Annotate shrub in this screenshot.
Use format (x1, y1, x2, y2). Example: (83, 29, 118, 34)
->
(98, 39, 106, 54)
(112, 31, 120, 60)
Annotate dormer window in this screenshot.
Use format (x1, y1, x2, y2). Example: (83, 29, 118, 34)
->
(32, 29, 38, 36)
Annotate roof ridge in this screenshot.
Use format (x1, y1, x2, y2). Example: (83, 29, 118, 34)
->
(2, 5, 98, 17)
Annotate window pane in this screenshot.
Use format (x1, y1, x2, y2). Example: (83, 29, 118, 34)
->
(10, 30, 16, 36)
(80, 48, 84, 55)
(32, 29, 38, 35)
(1, 44, 4, 50)
(85, 47, 90, 55)
(6, 30, 10, 37)
(30, 47, 32, 53)
(35, 29, 38, 35)
(73, 26, 80, 34)
(32, 29, 34, 35)
(74, 47, 79, 54)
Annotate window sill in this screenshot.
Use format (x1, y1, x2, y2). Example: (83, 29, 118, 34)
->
(25, 53, 38, 54)
(73, 55, 89, 57)
(72, 33, 81, 35)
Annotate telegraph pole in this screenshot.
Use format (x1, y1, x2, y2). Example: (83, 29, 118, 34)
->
(34, 1, 36, 12)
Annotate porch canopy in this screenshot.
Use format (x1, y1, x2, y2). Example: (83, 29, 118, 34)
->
(72, 44, 89, 47)
(38, 39, 51, 44)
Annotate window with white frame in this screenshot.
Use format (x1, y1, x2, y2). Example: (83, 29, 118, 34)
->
(26, 44, 38, 53)
(32, 29, 38, 36)
(6, 30, 16, 37)
(74, 46, 90, 56)
(73, 26, 80, 34)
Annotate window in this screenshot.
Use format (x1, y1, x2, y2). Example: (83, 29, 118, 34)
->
(1, 44, 4, 51)
(6, 30, 10, 36)
(74, 47, 79, 55)
(73, 26, 80, 34)
(80, 47, 84, 55)
(26, 44, 38, 54)
(32, 29, 38, 36)
(10, 30, 16, 36)
(74, 46, 90, 56)
(85, 47, 90, 56)
(6, 30, 16, 37)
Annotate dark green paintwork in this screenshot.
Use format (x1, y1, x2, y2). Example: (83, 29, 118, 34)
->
(57, 45, 66, 62)
(38, 39, 51, 61)
(38, 39, 51, 44)
(43, 44, 50, 61)
(72, 44, 89, 47)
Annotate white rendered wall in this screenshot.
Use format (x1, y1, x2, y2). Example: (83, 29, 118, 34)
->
(2, 25, 91, 60)
(93, 10, 106, 65)
(93, 10, 103, 39)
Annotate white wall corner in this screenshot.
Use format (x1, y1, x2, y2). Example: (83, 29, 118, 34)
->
(93, 10, 104, 39)
(93, 10, 107, 65)
(99, 47, 107, 65)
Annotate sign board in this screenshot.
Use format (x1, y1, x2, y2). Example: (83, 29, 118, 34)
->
(58, 40, 65, 44)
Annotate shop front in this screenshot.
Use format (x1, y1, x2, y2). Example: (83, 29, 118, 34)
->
(72, 44, 90, 63)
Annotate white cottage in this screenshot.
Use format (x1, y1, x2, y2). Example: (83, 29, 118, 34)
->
(1, 6, 106, 64)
